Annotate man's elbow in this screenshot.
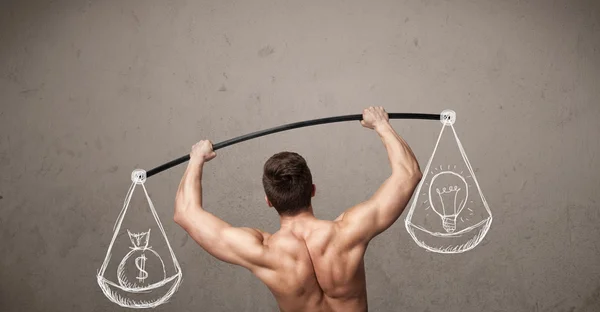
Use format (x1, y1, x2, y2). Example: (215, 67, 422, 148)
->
(173, 201, 190, 226)
(173, 210, 185, 226)
(404, 159, 422, 182)
(411, 169, 422, 183)
(392, 165, 422, 184)
(406, 170, 422, 192)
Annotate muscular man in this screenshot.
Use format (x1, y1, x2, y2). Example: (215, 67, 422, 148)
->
(174, 106, 422, 312)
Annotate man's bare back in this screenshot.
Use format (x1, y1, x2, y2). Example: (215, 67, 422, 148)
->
(175, 106, 422, 312)
(253, 219, 368, 312)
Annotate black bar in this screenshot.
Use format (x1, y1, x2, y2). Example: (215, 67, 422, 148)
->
(145, 113, 441, 178)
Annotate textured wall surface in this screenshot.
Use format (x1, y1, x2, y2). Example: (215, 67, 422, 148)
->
(1, 0, 599, 311)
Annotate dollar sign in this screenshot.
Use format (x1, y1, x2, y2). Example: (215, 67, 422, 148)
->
(135, 254, 148, 282)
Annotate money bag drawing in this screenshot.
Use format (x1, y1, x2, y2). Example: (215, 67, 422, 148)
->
(97, 170, 182, 308)
(117, 229, 166, 289)
(405, 110, 492, 253)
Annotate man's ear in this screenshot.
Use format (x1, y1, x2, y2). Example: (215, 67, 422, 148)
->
(311, 184, 316, 197)
(265, 195, 273, 207)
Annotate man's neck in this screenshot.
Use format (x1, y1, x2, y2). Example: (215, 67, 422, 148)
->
(279, 207, 317, 229)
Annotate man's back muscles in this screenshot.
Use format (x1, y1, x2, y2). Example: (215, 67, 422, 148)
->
(253, 222, 368, 312)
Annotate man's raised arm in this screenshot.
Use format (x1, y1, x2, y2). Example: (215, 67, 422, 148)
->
(174, 140, 273, 271)
(335, 106, 422, 247)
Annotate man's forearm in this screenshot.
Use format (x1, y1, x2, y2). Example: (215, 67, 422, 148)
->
(175, 161, 204, 216)
(375, 123, 420, 176)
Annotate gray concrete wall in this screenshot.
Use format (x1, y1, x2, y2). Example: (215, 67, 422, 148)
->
(1, 0, 599, 311)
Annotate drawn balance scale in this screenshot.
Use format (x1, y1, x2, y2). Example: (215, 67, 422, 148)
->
(97, 170, 182, 309)
(404, 110, 493, 253)
(97, 109, 492, 308)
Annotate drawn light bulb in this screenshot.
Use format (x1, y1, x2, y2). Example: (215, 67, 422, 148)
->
(428, 171, 468, 233)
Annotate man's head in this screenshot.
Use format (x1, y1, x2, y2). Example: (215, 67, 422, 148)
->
(262, 151, 315, 216)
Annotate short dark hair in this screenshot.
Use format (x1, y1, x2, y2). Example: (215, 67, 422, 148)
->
(262, 152, 313, 216)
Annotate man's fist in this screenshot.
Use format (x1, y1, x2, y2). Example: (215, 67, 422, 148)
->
(361, 106, 389, 130)
(190, 140, 217, 164)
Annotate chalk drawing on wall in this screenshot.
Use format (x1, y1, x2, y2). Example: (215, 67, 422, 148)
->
(97, 170, 182, 308)
(405, 110, 492, 253)
(116, 229, 167, 290)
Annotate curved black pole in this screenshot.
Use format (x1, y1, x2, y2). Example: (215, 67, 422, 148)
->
(145, 113, 441, 178)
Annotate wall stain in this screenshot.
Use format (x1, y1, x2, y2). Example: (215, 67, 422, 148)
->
(131, 10, 141, 28)
(30, 226, 47, 257)
(577, 284, 600, 311)
(180, 234, 189, 247)
(94, 137, 102, 150)
(258, 45, 275, 57)
(20, 88, 39, 95)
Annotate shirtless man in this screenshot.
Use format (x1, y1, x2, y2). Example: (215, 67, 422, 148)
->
(174, 106, 422, 312)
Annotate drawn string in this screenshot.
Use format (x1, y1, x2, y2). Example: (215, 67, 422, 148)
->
(97, 180, 137, 277)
